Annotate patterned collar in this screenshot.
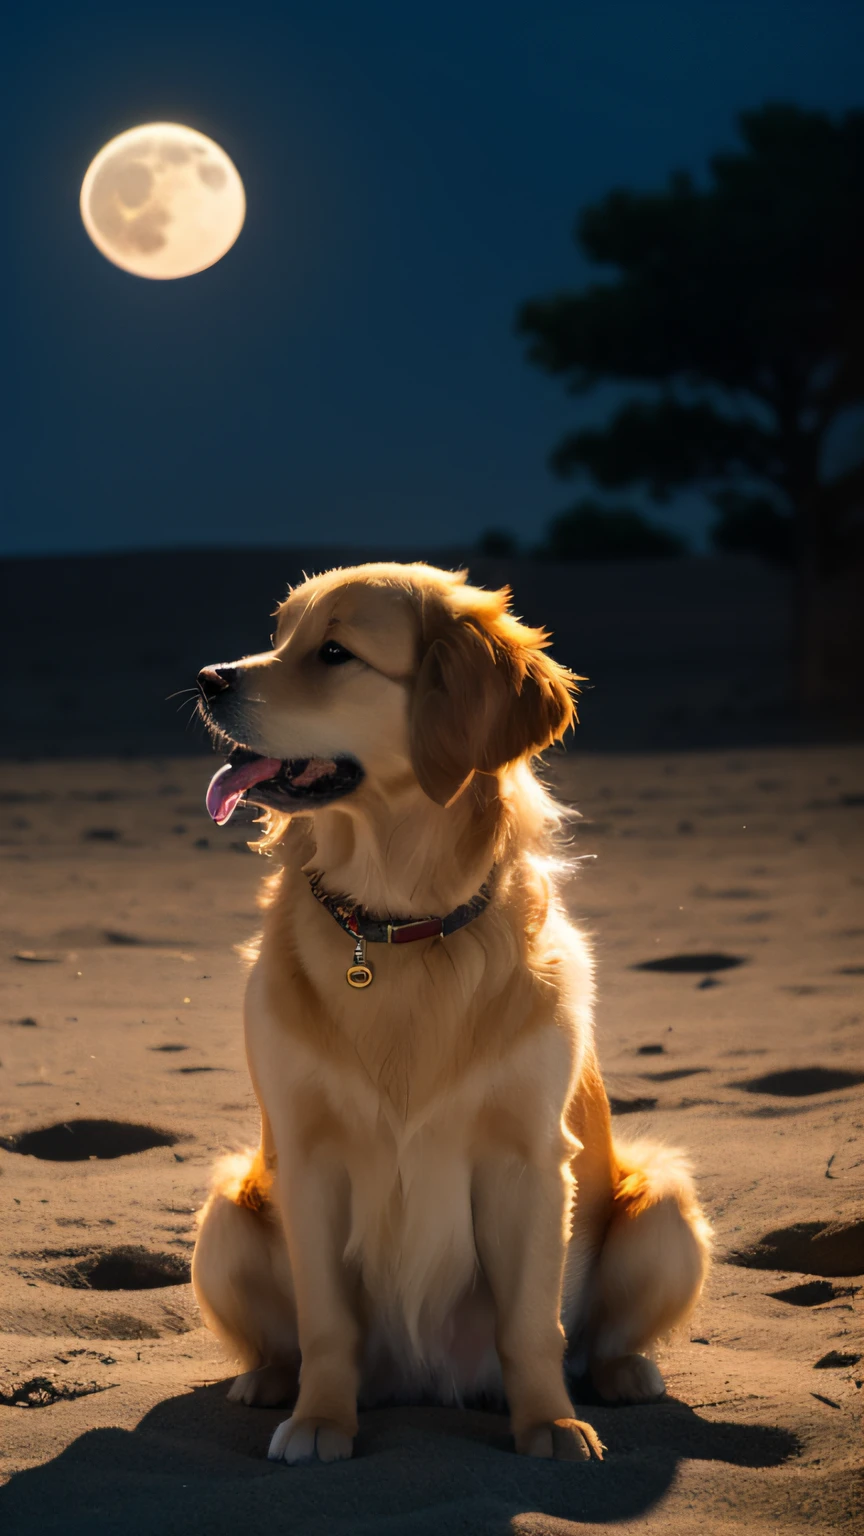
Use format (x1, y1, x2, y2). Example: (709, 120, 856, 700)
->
(307, 868, 496, 946)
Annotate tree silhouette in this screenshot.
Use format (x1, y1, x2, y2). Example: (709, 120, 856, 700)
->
(517, 104, 864, 703)
(539, 500, 684, 559)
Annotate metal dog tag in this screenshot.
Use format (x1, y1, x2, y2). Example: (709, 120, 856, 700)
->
(346, 937, 373, 989)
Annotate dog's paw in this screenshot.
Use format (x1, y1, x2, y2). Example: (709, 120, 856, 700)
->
(227, 1363, 298, 1407)
(591, 1353, 665, 1404)
(515, 1418, 604, 1462)
(268, 1415, 355, 1466)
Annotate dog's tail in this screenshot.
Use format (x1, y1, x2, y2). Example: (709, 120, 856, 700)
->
(192, 1146, 291, 1373)
(587, 1136, 713, 1355)
(612, 1137, 708, 1229)
(198, 1146, 274, 1223)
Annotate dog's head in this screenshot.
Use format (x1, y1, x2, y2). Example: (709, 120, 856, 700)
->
(197, 563, 579, 825)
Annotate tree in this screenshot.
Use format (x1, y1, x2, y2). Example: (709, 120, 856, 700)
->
(539, 499, 684, 559)
(516, 104, 864, 704)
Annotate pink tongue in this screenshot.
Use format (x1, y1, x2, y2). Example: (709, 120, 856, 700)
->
(205, 757, 283, 825)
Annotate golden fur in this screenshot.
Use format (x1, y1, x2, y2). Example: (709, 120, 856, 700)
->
(191, 562, 711, 1466)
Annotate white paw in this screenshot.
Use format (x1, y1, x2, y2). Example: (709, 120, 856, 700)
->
(227, 1363, 297, 1407)
(591, 1353, 665, 1403)
(268, 1415, 355, 1465)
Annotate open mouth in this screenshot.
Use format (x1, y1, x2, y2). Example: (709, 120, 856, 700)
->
(205, 747, 365, 825)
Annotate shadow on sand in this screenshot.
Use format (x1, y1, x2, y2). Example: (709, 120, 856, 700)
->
(0, 1379, 797, 1536)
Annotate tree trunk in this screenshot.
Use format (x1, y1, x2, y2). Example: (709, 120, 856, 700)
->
(777, 389, 833, 711)
(795, 576, 833, 709)
(794, 496, 828, 708)
(794, 485, 864, 715)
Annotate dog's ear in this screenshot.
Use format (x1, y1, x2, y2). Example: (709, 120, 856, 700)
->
(409, 594, 580, 806)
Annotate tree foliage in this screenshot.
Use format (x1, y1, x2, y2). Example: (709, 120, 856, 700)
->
(517, 105, 864, 571)
(539, 500, 684, 560)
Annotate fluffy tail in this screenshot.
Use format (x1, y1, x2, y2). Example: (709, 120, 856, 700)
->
(587, 1137, 712, 1364)
(192, 1146, 293, 1374)
(613, 1137, 712, 1239)
(197, 1146, 274, 1222)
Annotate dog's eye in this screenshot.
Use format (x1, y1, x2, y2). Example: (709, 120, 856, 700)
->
(318, 640, 356, 666)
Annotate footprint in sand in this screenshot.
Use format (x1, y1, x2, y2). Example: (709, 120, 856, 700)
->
(734, 1067, 864, 1097)
(770, 1280, 859, 1306)
(729, 1219, 864, 1277)
(50, 927, 190, 949)
(25, 1247, 190, 1291)
(0, 1377, 112, 1408)
(68, 789, 125, 803)
(640, 1068, 709, 1083)
(633, 953, 745, 974)
(608, 1094, 658, 1116)
(0, 1119, 180, 1161)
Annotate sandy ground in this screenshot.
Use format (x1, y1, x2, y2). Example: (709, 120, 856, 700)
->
(0, 746, 862, 1534)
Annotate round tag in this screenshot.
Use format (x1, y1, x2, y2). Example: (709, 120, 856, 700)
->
(346, 963, 373, 989)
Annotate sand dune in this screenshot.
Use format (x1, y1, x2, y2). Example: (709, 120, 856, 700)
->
(0, 745, 862, 1533)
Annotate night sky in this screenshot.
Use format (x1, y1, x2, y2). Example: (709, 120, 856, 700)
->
(5, 1, 863, 556)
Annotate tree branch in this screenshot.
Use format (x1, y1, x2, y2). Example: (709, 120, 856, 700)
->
(550, 398, 784, 498)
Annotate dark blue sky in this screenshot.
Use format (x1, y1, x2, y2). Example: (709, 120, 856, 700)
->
(5, 0, 863, 555)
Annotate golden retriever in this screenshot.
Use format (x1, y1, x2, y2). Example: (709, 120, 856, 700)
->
(191, 561, 711, 1466)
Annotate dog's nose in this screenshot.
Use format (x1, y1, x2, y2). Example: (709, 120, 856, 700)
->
(197, 666, 234, 704)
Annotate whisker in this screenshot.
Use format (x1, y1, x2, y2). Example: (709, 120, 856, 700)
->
(184, 700, 210, 736)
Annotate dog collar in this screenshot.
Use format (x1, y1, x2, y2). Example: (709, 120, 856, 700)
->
(306, 869, 495, 989)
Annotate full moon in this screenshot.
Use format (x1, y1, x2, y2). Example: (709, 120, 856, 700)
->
(80, 123, 245, 280)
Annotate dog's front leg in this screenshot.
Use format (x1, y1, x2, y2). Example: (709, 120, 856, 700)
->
(472, 1152, 604, 1461)
(267, 1149, 360, 1466)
